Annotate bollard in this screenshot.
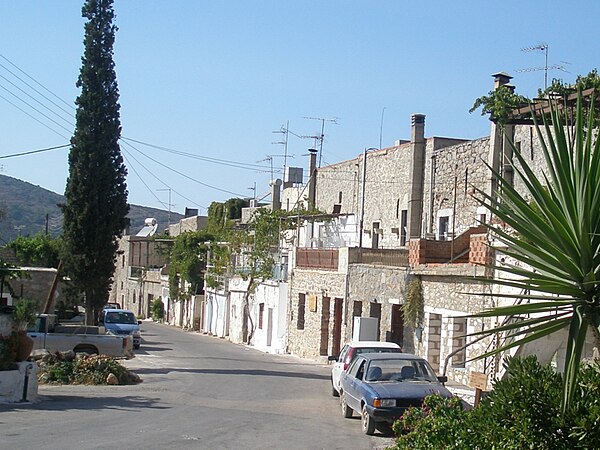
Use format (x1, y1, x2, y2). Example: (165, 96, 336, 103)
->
(20, 363, 34, 402)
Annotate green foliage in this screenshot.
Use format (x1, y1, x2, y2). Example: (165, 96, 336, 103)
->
(540, 69, 600, 97)
(469, 85, 530, 126)
(168, 230, 215, 300)
(151, 297, 164, 322)
(538, 69, 600, 127)
(39, 354, 135, 385)
(470, 91, 600, 412)
(402, 277, 424, 329)
(12, 298, 38, 331)
(7, 233, 61, 268)
(61, 0, 129, 322)
(393, 395, 469, 449)
(0, 333, 18, 370)
(390, 356, 600, 450)
(207, 198, 248, 235)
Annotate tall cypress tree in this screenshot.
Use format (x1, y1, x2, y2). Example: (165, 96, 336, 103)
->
(62, 0, 128, 324)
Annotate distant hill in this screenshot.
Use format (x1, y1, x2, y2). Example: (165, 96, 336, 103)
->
(0, 174, 182, 243)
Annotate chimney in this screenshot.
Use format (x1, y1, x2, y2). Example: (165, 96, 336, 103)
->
(307, 148, 318, 210)
(492, 71, 513, 90)
(407, 114, 426, 240)
(487, 72, 515, 198)
(270, 178, 282, 211)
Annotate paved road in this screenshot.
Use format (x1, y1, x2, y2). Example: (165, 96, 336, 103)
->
(0, 322, 395, 449)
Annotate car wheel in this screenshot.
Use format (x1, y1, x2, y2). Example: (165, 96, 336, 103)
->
(361, 404, 376, 435)
(340, 392, 353, 418)
(331, 378, 339, 397)
(134, 345, 140, 349)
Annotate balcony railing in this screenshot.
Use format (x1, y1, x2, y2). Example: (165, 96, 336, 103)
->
(348, 248, 409, 267)
(296, 248, 339, 270)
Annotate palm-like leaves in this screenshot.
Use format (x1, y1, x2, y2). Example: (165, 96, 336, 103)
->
(472, 91, 600, 412)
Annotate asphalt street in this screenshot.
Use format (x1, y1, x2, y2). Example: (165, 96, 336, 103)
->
(0, 321, 396, 450)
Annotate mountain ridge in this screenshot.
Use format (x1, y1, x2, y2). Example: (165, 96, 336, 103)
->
(0, 174, 183, 243)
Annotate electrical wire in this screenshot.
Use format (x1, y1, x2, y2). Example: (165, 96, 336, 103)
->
(121, 141, 208, 210)
(0, 144, 70, 159)
(123, 140, 246, 197)
(121, 137, 277, 173)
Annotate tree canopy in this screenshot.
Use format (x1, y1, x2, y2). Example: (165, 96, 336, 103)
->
(61, 0, 128, 323)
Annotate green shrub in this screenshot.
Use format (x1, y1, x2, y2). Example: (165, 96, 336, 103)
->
(393, 395, 470, 449)
(151, 297, 164, 322)
(39, 354, 136, 385)
(388, 356, 600, 450)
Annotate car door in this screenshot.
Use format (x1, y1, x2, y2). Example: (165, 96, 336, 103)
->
(343, 357, 366, 412)
(332, 344, 349, 389)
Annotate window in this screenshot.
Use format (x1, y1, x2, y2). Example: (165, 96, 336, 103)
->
(297, 294, 305, 330)
(338, 191, 343, 203)
(452, 317, 467, 368)
(258, 303, 264, 329)
(439, 216, 449, 240)
(400, 209, 408, 246)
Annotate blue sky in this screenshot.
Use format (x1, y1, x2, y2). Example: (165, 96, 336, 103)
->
(1, 1, 598, 216)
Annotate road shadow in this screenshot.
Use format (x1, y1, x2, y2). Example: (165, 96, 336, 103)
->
(0, 394, 168, 413)
(133, 366, 329, 380)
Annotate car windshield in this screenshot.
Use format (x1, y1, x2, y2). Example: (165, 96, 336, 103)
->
(104, 311, 136, 324)
(355, 347, 399, 356)
(365, 358, 439, 382)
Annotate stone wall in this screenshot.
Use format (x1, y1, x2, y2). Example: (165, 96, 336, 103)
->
(422, 137, 490, 239)
(346, 264, 410, 346)
(314, 143, 413, 249)
(412, 266, 494, 379)
(287, 268, 346, 360)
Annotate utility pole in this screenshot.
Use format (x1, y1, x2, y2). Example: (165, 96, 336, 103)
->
(157, 188, 173, 226)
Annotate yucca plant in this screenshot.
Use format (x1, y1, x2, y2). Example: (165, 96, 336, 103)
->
(471, 90, 600, 413)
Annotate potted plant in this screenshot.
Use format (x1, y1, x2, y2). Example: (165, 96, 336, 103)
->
(12, 298, 38, 361)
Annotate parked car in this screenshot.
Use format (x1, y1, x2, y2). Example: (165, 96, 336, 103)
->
(339, 353, 452, 435)
(29, 314, 133, 358)
(99, 308, 142, 349)
(328, 341, 401, 397)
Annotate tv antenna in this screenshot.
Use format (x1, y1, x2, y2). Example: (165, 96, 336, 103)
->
(303, 116, 339, 168)
(272, 120, 291, 176)
(518, 43, 570, 90)
(256, 154, 291, 181)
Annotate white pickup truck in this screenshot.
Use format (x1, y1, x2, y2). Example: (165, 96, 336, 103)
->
(28, 314, 133, 358)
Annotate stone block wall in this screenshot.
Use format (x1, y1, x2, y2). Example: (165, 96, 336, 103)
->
(287, 268, 346, 360)
(315, 143, 413, 249)
(422, 137, 490, 239)
(346, 264, 410, 342)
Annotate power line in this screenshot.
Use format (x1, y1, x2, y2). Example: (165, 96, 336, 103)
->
(121, 137, 275, 173)
(0, 54, 75, 113)
(0, 92, 71, 141)
(0, 144, 70, 159)
(121, 141, 208, 211)
(0, 84, 73, 135)
(124, 142, 248, 198)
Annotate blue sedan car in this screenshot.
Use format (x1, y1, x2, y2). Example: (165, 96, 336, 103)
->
(339, 353, 452, 435)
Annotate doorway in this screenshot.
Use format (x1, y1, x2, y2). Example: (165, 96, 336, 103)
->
(390, 304, 404, 348)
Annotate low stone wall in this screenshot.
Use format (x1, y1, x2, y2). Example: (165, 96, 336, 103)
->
(0, 361, 38, 403)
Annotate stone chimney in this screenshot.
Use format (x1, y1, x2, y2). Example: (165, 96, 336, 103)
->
(270, 178, 282, 211)
(487, 72, 515, 198)
(407, 114, 426, 240)
(307, 148, 318, 210)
